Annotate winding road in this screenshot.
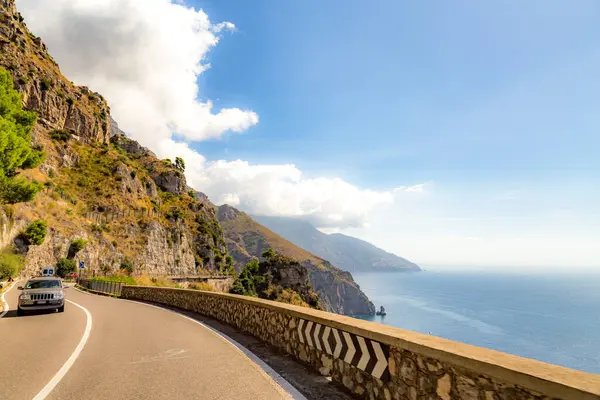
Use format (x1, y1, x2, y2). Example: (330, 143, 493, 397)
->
(0, 281, 300, 400)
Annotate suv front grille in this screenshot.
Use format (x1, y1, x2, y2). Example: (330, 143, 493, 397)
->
(31, 293, 55, 300)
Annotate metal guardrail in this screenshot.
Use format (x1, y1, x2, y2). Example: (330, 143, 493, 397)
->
(78, 279, 125, 296)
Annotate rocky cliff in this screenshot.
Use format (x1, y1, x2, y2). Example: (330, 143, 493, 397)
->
(0, 0, 228, 278)
(0, 2, 110, 144)
(232, 252, 322, 310)
(218, 205, 375, 315)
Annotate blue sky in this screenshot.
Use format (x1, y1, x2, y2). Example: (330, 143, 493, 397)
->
(179, 0, 600, 267)
(192, 0, 599, 187)
(22, 0, 599, 268)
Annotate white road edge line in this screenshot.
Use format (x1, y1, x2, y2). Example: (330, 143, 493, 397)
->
(128, 300, 307, 400)
(0, 281, 17, 318)
(32, 299, 93, 400)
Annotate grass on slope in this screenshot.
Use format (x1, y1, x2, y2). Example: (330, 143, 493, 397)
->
(16, 132, 226, 272)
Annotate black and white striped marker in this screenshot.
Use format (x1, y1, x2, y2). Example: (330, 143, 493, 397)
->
(297, 319, 390, 381)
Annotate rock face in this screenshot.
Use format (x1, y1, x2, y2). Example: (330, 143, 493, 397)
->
(0, 2, 110, 143)
(254, 215, 421, 273)
(218, 205, 375, 315)
(110, 133, 156, 158)
(0, 206, 25, 251)
(0, 0, 230, 278)
(152, 170, 186, 195)
(308, 266, 374, 315)
(109, 116, 125, 137)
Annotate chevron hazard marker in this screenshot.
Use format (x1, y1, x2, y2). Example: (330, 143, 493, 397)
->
(295, 319, 390, 381)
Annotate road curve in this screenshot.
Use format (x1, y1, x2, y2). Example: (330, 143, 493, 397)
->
(0, 282, 294, 400)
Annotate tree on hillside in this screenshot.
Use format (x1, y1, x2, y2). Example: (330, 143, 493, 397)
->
(175, 157, 185, 173)
(56, 258, 76, 278)
(22, 219, 48, 245)
(67, 239, 87, 259)
(230, 259, 265, 296)
(0, 67, 44, 204)
(261, 248, 276, 259)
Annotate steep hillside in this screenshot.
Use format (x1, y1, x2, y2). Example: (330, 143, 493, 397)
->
(218, 205, 375, 315)
(0, 0, 229, 277)
(231, 250, 322, 310)
(254, 215, 421, 273)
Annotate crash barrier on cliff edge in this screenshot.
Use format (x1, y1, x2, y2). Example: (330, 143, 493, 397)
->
(79, 279, 125, 296)
(121, 286, 600, 400)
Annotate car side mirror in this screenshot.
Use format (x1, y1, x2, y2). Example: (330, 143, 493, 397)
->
(17, 286, 23, 290)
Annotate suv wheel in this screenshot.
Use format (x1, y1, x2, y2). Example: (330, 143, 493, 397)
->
(58, 305, 65, 313)
(17, 308, 24, 316)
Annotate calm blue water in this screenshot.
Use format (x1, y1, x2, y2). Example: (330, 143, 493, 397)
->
(353, 270, 600, 374)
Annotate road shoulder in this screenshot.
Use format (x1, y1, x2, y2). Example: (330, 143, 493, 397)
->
(125, 299, 354, 400)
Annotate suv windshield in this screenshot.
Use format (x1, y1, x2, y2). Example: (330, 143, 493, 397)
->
(25, 280, 61, 289)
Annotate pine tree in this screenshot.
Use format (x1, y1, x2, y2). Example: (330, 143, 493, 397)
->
(0, 67, 44, 204)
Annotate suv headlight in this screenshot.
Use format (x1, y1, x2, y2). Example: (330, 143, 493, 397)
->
(54, 292, 64, 299)
(20, 294, 31, 300)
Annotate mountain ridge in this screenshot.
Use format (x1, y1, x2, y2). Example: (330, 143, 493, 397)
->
(253, 215, 421, 273)
(217, 204, 375, 315)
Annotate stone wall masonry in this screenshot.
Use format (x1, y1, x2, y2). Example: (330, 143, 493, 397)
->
(121, 286, 600, 400)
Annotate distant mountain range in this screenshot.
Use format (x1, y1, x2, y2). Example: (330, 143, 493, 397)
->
(253, 216, 421, 273)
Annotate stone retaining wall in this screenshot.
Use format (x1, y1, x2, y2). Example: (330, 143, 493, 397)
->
(121, 286, 600, 400)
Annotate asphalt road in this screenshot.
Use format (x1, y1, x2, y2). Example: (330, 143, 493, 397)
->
(0, 281, 296, 400)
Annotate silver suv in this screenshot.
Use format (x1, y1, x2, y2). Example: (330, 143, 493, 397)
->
(17, 277, 66, 316)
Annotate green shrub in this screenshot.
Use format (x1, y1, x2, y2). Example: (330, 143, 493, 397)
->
(230, 259, 263, 296)
(55, 258, 76, 278)
(175, 157, 185, 172)
(22, 219, 47, 245)
(91, 224, 103, 234)
(0, 251, 23, 279)
(166, 207, 183, 220)
(39, 79, 51, 91)
(120, 258, 134, 275)
(0, 67, 43, 204)
(261, 248, 276, 259)
(67, 239, 87, 258)
(20, 146, 45, 169)
(0, 178, 41, 204)
(50, 129, 72, 142)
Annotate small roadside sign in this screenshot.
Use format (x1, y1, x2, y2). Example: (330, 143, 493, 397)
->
(79, 261, 85, 269)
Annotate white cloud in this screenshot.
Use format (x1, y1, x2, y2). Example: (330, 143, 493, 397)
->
(18, 0, 258, 148)
(18, 0, 407, 229)
(190, 160, 422, 228)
